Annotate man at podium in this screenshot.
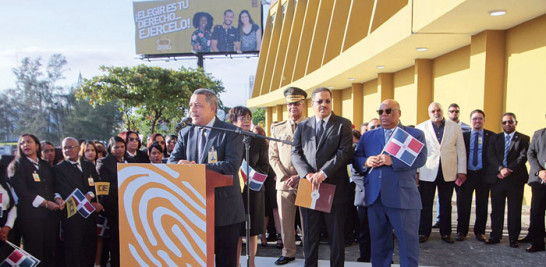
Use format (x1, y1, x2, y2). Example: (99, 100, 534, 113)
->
(168, 88, 245, 267)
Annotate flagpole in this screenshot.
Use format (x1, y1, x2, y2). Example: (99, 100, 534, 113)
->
(243, 135, 251, 267)
(367, 128, 396, 174)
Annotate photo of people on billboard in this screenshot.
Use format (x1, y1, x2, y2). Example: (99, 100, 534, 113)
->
(134, 0, 262, 55)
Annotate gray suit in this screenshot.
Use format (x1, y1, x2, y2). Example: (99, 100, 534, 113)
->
(527, 128, 546, 250)
(291, 112, 353, 267)
(168, 117, 245, 267)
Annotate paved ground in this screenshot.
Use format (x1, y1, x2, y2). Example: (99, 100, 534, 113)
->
(246, 198, 545, 267)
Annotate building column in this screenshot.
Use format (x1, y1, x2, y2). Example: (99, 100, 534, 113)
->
(351, 83, 364, 128)
(415, 59, 433, 123)
(265, 106, 273, 136)
(378, 73, 394, 101)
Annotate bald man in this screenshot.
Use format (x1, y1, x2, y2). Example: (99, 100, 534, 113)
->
(353, 99, 427, 266)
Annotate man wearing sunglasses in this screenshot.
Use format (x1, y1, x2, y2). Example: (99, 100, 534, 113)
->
(291, 87, 353, 267)
(485, 112, 529, 248)
(448, 103, 471, 133)
(353, 99, 426, 266)
(416, 102, 466, 244)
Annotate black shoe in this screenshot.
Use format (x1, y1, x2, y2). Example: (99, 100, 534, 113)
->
(441, 235, 454, 244)
(432, 221, 440, 228)
(475, 234, 487, 242)
(518, 235, 532, 243)
(356, 257, 370, 262)
(510, 241, 519, 248)
(419, 235, 429, 243)
(456, 233, 466, 241)
(485, 237, 500, 244)
(275, 256, 295, 265)
(526, 245, 545, 253)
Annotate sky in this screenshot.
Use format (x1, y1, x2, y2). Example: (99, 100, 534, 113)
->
(0, 0, 262, 107)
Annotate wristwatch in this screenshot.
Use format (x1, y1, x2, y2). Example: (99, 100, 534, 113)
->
(88, 192, 95, 199)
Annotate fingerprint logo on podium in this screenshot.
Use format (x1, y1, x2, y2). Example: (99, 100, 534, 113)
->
(118, 164, 208, 266)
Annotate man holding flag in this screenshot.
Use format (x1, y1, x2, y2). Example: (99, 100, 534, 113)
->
(353, 99, 427, 267)
(53, 137, 104, 266)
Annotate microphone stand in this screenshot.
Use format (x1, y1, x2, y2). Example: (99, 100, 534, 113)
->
(190, 122, 292, 267)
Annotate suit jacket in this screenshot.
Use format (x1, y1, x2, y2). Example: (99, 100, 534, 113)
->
(353, 126, 427, 209)
(417, 119, 466, 182)
(244, 137, 270, 192)
(351, 143, 366, 207)
(528, 128, 546, 187)
(54, 160, 98, 201)
(269, 118, 305, 191)
(96, 154, 120, 221)
(463, 129, 495, 172)
(168, 117, 245, 226)
(126, 150, 149, 164)
(8, 157, 56, 220)
(487, 131, 529, 184)
(291, 113, 353, 204)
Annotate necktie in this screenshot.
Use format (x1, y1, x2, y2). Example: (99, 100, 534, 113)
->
(472, 132, 479, 167)
(316, 119, 324, 144)
(384, 129, 393, 143)
(503, 135, 510, 167)
(73, 162, 82, 172)
(199, 129, 207, 160)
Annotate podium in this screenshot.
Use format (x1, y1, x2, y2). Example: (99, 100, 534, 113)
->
(117, 163, 233, 266)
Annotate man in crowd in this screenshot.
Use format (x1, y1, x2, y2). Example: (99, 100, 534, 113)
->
(360, 122, 369, 135)
(165, 134, 177, 156)
(54, 137, 104, 266)
(291, 87, 353, 267)
(211, 9, 241, 52)
(417, 102, 466, 244)
(368, 118, 380, 131)
(455, 110, 494, 242)
(486, 113, 529, 248)
(168, 89, 245, 267)
(353, 99, 426, 266)
(269, 87, 307, 265)
(448, 103, 471, 133)
(525, 114, 546, 252)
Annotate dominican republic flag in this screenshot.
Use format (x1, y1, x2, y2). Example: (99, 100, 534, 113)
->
(66, 188, 96, 219)
(96, 215, 110, 237)
(384, 127, 425, 167)
(239, 160, 268, 191)
(0, 241, 40, 267)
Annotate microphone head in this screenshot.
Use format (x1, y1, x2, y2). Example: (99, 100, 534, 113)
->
(175, 117, 193, 131)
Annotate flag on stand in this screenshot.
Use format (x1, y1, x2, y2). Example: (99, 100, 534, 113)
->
(0, 241, 40, 267)
(239, 160, 268, 191)
(65, 188, 96, 219)
(94, 182, 110, 196)
(384, 128, 425, 166)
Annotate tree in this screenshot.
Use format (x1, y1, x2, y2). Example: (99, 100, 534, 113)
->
(77, 65, 224, 134)
(251, 108, 265, 126)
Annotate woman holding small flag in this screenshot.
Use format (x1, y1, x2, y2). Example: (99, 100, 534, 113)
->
(8, 134, 60, 267)
(229, 106, 270, 267)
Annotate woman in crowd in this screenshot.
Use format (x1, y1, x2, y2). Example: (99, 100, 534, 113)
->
(94, 141, 107, 159)
(79, 140, 99, 165)
(238, 10, 262, 52)
(0, 162, 17, 243)
(40, 141, 56, 167)
(165, 134, 177, 157)
(119, 131, 149, 163)
(8, 134, 60, 267)
(96, 136, 126, 267)
(230, 107, 269, 267)
(191, 12, 213, 53)
(147, 133, 168, 158)
(148, 142, 164, 164)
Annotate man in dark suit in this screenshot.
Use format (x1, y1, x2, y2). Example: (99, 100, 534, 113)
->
(54, 137, 104, 266)
(291, 87, 353, 267)
(486, 112, 529, 248)
(525, 116, 546, 252)
(456, 109, 495, 242)
(353, 99, 427, 267)
(168, 88, 245, 267)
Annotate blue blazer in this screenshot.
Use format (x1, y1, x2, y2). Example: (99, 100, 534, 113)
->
(353, 125, 427, 210)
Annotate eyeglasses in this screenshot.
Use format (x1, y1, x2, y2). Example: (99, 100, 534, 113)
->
(313, 99, 331, 105)
(448, 110, 460, 113)
(167, 140, 176, 144)
(377, 108, 398, 116)
(287, 102, 302, 107)
(369, 125, 379, 130)
(236, 115, 252, 122)
(62, 145, 77, 150)
(129, 137, 139, 142)
(156, 141, 166, 145)
(502, 120, 514, 125)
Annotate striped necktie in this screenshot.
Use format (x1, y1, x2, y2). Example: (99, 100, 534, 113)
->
(503, 135, 511, 166)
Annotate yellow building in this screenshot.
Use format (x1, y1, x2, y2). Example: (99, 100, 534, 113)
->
(248, 0, 546, 203)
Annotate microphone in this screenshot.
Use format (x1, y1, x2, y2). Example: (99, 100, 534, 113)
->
(175, 117, 192, 131)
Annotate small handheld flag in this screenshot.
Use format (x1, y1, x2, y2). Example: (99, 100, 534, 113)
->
(65, 188, 96, 219)
(384, 128, 425, 166)
(239, 160, 268, 191)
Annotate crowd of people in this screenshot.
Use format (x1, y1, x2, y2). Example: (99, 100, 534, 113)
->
(1, 86, 545, 267)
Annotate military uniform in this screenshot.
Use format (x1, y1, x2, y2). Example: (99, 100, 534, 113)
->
(269, 87, 307, 263)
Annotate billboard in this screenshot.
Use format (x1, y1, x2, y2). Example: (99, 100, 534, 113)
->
(133, 0, 262, 56)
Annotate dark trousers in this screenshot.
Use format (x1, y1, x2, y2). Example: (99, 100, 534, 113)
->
(490, 179, 525, 241)
(529, 185, 546, 249)
(20, 217, 59, 267)
(356, 206, 371, 262)
(455, 169, 490, 235)
(215, 223, 240, 267)
(419, 170, 455, 236)
(301, 203, 346, 267)
(344, 182, 359, 244)
(63, 216, 97, 267)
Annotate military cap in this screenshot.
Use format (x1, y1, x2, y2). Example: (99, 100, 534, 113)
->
(283, 87, 307, 103)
